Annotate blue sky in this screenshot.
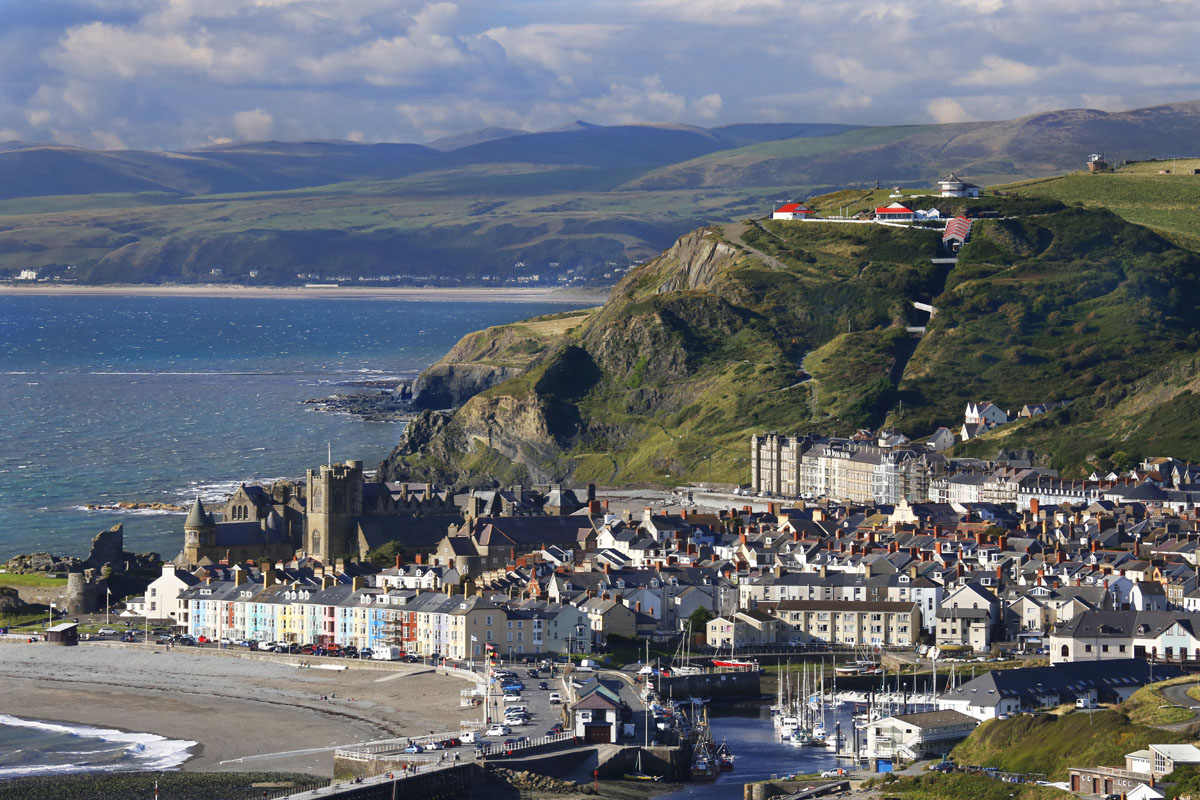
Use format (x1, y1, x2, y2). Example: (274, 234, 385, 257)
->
(1, 0, 1198, 150)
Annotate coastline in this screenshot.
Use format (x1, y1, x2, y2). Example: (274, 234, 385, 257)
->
(0, 643, 472, 777)
(0, 283, 609, 303)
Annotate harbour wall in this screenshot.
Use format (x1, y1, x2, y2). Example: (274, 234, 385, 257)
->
(657, 670, 761, 699)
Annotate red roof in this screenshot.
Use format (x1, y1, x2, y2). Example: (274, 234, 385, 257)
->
(875, 205, 913, 215)
(775, 203, 813, 214)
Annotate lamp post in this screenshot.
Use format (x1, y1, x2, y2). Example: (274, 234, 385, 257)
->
(105, 588, 111, 626)
(48, 602, 55, 630)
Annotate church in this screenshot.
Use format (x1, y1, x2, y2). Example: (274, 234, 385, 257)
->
(180, 459, 462, 567)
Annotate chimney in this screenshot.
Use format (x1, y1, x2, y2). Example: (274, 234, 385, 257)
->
(1030, 498, 1040, 517)
(996, 565, 1003, 580)
(793, 530, 799, 543)
(769, 502, 778, 516)
(415, 553, 423, 565)
(1091, 539, 1098, 553)
(322, 574, 333, 589)
(604, 562, 609, 573)
(975, 532, 985, 546)
(1057, 549, 1066, 564)
(603, 499, 609, 511)
(681, 508, 688, 519)
(998, 534, 1008, 550)
(589, 500, 601, 514)
(352, 576, 364, 591)
(263, 567, 275, 588)
(643, 507, 653, 525)
(395, 554, 401, 569)
(935, 540, 943, 555)
(740, 532, 747, 544)
(956, 562, 963, 577)
(636, 601, 641, 613)
(921, 551, 930, 562)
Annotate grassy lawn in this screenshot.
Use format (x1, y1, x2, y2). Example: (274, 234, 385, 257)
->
(1121, 676, 1200, 725)
(0, 573, 68, 588)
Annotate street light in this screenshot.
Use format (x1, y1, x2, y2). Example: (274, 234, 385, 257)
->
(48, 602, 55, 630)
(105, 587, 111, 626)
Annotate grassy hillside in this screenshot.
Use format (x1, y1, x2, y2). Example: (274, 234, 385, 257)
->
(382, 184, 1200, 486)
(626, 101, 1200, 191)
(3, 101, 1199, 286)
(880, 773, 1073, 800)
(949, 710, 1190, 780)
(1003, 167, 1200, 246)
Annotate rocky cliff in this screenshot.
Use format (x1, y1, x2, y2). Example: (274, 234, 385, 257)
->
(409, 309, 597, 410)
(382, 191, 1200, 485)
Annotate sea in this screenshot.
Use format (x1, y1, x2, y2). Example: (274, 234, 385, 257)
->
(0, 293, 595, 562)
(0, 714, 196, 778)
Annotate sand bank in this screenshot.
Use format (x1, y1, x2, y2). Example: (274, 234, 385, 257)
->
(0, 642, 474, 776)
(0, 284, 608, 304)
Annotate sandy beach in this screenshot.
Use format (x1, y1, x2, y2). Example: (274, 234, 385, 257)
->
(0, 642, 476, 776)
(0, 283, 609, 304)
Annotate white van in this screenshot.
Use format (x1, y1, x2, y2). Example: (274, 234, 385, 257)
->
(372, 646, 404, 661)
(461, 730, 480, 743)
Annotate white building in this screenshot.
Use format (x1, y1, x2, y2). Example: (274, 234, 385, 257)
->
(938, 173, 981, 198)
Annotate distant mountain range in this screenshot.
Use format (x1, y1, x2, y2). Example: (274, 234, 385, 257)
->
(0, 100, 1197, 285)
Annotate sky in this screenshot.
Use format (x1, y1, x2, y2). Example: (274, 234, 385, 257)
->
(1, 0, 1198, 151)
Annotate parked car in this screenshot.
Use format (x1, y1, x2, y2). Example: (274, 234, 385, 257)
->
(440, 738, 461, 748)
(503, 693, 522, 703)
(424, 740, 443, 750)
(929, 761, 955, 773)
(485, 725, 511, 736)
(97, 627, 117, 635)
(548, 692, 562, 704)
(537, 681, 549, 690)
(358, 648, 373, 659)
(403, 744, 423, 754)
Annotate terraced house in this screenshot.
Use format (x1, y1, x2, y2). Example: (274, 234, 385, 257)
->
(758, 599, 920, 647)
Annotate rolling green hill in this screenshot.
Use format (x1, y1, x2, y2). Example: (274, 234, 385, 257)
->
(624, 101, 1200, 191)
(381, 186, 1200, 486)
(2, 100, 1199, 285)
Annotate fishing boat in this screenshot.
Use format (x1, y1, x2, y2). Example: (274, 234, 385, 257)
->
(715, 739, 735, 771)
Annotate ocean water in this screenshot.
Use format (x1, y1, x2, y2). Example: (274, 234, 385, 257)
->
(0, 714, 196, 777)
(0, 294, 592, 561)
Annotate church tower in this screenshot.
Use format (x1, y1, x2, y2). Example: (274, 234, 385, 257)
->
(183, 496, 215, 564)
(304, 460, 363, 563)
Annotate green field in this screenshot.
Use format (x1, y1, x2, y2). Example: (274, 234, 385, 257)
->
(1002, 169, 1200, 245)
(0, 573, 68, 587)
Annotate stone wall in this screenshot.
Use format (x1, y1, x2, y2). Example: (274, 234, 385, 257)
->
(656, 670, 761, 700)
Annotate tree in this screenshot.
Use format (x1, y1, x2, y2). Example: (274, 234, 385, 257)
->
(688, 607, 714, 633)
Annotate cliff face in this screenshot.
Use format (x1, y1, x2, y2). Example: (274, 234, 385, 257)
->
(409, 309, 597, 410)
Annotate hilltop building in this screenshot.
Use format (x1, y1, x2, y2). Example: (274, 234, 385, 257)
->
(938, 173, 981, 197)
(875, 202, 915, 221)
(772, 203, 817, 220)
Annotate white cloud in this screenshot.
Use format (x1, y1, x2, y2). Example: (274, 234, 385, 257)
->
(4, 0, 1200, 149)
(954, 56, 1044, 87)
(480, 24, 624, 73)
(926, 97, 972, 124)
(232, 108, 275, 140)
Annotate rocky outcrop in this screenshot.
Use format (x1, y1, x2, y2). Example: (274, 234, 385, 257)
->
(652, 229, 740, 294)
(411, 363, 522, 410)
(380, 228, 754, 488)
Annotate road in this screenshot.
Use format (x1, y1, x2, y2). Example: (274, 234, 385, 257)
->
(1157, 680, 1200, 730)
